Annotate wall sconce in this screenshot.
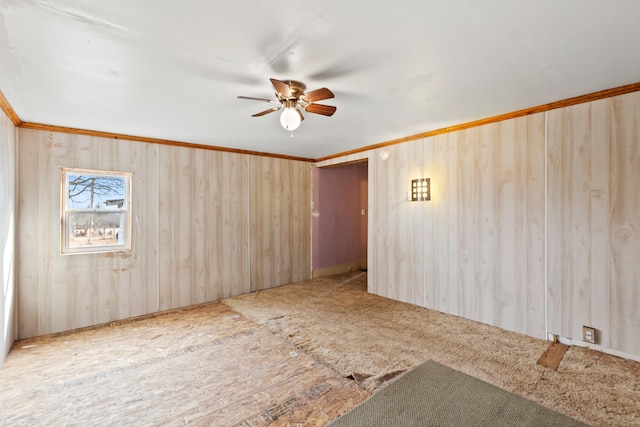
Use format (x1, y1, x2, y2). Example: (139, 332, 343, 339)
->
(410, 178, 430, 201)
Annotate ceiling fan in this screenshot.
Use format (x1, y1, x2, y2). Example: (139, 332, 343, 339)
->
(238, 78, 336, 132)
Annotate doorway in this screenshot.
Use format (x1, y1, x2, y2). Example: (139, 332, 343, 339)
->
(311, 161, 368, 278)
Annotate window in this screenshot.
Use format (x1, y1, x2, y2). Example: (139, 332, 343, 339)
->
(61, 168, 131, 254)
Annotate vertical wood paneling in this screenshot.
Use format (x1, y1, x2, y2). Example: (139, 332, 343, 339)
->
(495, 116, 546, 335)
(18, 130, 159, 338)
(453, 124, 500, 327)
(422, 139, 436, 309)
(369, 140, 426, 306)
(608, 95, 640, 353)
(217, 151, 251, 299)
(159, 145, 194, 308)
(249, 156, 311, 291)
(14, 90, 639, 359)
(589, 100, 610, 341)
(476, 124, 498, 327)
(291, 159, 312, 282)
(249, 156, 274, 289)
(548, 91, 640, 355)
(522, 115, 546, 335)
(460, 125, 499, 326)
(455, 130, 476, 319)
(18, 131, 259, 337)
(19, 130, 68, 337)
(425, 134, 444, 310)
(0, 110, 16, 363)
(367, 151, 384, 297)
(396, 140, 426, 306)
(16, 130, 308, 339)
(369, 114, 546, 339)
(18, 129, 311, 338)
(495, 121, 518, 329)
(157, 146, 250, 311)
(548, 102, 603, 339)
(444, 132, 460, 316)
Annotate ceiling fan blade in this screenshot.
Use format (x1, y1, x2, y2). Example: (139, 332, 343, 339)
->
(270, 78, 292, 98)
(305, 103, 337, 116)
(301, 87, 334, 102)
(252, 107, 280, 117)
(237, 96, 278, 104)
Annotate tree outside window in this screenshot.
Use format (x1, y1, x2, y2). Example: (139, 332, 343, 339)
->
(61, 168, 131, 254)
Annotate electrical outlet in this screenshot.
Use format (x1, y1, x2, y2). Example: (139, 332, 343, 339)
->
(582, 326, 596, 344)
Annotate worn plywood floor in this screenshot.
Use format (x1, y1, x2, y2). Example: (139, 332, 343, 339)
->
(224, 272, 640, 427)
(2, 271, 639, 426)
(0, 302, 368, 426)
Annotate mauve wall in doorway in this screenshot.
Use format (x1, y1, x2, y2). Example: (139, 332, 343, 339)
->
(312, 162, 368, 275)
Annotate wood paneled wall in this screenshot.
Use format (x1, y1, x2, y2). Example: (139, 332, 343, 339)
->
(157, 146, 250, 309)
(14, 90, 640, 357)
(366, 91, 640, 356)
(547, 91, 640, 355)
(18, 130, 160, 338)
(249, 156, 311, 291)
(17, 130, 311, 339)
(0, 110, 16, 363)
(369, 139, 427, 306)
(369, 115, 547, 339)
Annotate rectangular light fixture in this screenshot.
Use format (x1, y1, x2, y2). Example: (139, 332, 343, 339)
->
(411, 178, 430, 201)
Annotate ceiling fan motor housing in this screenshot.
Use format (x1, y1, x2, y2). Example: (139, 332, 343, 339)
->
(238, 78, 337, 128)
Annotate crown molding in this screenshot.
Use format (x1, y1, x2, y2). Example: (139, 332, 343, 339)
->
(0, 90, 22, 126)
(4, 81, 640, 163)
(316, 81, 640, 162)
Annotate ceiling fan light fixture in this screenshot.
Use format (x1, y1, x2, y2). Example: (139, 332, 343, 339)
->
(239, 78, 335, 134)
(280, 106, 301, 131)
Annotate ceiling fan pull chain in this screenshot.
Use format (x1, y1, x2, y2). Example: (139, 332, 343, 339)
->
(290, 131, 294, 139)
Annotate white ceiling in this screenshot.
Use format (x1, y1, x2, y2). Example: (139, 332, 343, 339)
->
(1, 1, 639, 160)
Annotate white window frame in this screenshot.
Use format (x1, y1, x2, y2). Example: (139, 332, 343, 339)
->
(61, 167, 132, 255)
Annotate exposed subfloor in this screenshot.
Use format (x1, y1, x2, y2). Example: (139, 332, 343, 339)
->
(2, 272, 639, 426)
(224, 272, 640, 426)
(1, 302, 367, 426)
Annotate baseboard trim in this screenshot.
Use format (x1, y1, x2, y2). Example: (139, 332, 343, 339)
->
(312, 260, 367, 279)
(547, 333, 640, 363)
